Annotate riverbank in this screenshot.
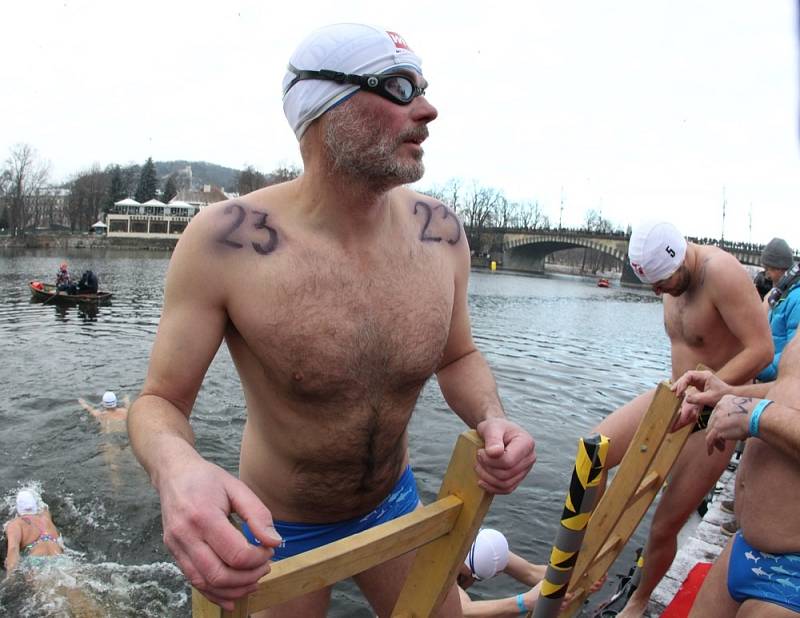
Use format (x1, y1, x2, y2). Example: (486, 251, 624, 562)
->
(0, 233, 176, 252)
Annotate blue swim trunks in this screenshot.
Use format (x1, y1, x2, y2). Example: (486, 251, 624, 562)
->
(727, 531, 800, 613)
(241, 465, 420, 560)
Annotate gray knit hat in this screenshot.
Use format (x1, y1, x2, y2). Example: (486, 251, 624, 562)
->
(761, 238, 793, 269)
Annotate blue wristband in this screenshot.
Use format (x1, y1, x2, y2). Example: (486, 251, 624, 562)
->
(516, 593, 527, 614)
(749, 399, 773, 438)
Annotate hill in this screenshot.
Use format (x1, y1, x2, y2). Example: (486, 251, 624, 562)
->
(154, 160, 240, 192)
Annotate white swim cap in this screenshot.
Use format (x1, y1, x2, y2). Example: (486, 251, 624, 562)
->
(628, 220, 687, 284)
(16, 489, 39, 516)
(464, 528, 510, 580)
(282, 23, 423, 140)
(102, 391, 117, 408)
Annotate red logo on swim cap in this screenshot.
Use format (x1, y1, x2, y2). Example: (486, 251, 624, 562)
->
(387, 31, 412, 51)
(631, 261, 645, 276)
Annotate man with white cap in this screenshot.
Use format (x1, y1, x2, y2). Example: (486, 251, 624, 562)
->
(595, 220, 773, 617)
(128, 22, 536, 616)
(78, 391, 129, 433)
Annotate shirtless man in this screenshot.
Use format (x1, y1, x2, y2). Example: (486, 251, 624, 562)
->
(595, 220, 773, 617)
(80, 391, 130, 488)
(672, 335, 800, 616)
(78, 391, 129, 433)
(127, 23, 536, 616)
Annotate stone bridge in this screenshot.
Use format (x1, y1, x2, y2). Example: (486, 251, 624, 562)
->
(497, 229, 788, 284)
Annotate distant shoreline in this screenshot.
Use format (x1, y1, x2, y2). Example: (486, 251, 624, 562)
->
(0, 232, 177, 252)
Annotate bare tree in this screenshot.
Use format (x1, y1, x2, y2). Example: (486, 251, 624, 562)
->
(238, 165, 268, 195)
(495, 197, 517, 229)
(2, 143, 50, 234)
(518, 200, 548, 230)
(67, 165, 108, 231)
(441, 178, 462, 213)
(584, 208, 614, 234)
(462, 182, 504, 230)
(266, 163, 302, 185)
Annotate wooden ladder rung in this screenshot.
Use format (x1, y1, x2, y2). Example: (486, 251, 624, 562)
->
(632, 470, 662, 501)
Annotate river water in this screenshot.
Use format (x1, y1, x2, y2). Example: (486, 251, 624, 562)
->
(0, 248, 669, 617)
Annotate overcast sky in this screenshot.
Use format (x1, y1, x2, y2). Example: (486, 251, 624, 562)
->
(2, 1, 798, 246)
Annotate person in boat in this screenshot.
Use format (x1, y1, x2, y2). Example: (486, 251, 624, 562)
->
(671, 333, 800, 616)
(592, 219, 772, 618)
(76, 269, 99, 294)
(755, 238, 799, 383)
(4, 489, 65, 574)
(78, 391, 129, 433)
(127, 22, 536, 615)
(55, 262, 75, 293)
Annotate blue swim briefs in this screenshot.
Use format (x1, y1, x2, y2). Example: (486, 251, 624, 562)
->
(727, 531, 800, 612)
(241, 464, 420, 560)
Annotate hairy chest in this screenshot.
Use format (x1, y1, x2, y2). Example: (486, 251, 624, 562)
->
(663, 292, 723, 348)
(227, 250, 454, 403)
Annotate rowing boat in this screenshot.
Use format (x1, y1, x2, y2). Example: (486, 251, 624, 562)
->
(29, 281, 112, 304)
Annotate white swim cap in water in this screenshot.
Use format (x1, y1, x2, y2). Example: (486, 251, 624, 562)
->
(282, 23, 423, 140)
(16, 489, 39, 516)
(102, 391, 117, 408)
(628, 220, 687, 284)
(464, 528, 510, 580)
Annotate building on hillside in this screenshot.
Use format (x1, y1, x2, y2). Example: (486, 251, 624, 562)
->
(176, 184, 228, 209)
(106, 197, 199, 238)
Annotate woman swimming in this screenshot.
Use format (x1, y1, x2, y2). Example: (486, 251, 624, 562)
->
(4, 489, 64, 574)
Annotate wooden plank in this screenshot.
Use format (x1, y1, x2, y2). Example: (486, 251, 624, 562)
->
(243, 496, 462, 612)
(391, 430, 492, 616)
(191, 430, 485, 617)
(579, 424, 692, 584)
(191, 588, 231, 618)
(560, 383, 687, 615)
(566, 382, 680, 592)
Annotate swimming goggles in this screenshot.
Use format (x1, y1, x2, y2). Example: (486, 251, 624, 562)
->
(284, 65, 427, 105)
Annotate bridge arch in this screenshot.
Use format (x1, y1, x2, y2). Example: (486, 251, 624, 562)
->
(502, 232, 628, 275)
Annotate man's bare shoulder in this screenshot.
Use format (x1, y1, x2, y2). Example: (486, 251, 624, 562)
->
(399, 187, 464, 248)
(177, 189, 291, 260)
(694, 244, 752, 285)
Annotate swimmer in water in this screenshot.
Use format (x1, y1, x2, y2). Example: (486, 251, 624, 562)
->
(4, 489, 64, 574)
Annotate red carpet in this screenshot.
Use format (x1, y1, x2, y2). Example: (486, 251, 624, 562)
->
(661, 562, 713, 617)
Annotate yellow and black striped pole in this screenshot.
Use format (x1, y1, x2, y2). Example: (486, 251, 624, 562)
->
(532, 433, 609, 618)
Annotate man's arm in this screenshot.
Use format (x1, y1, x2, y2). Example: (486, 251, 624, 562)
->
(707, 256, 773, 385)
(435, 230, 535, 494)
(672, 370, 772, 409)
(127, 209, 279, 610)
(78, 398, 102, 419)
(703, 396, 800, 462)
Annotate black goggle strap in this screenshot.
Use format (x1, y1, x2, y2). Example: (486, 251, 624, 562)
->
(285, 64, 363, 95)
(285, 64, 422, 101)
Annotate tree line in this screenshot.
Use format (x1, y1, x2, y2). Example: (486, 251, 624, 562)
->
(0, 143, 302, 234)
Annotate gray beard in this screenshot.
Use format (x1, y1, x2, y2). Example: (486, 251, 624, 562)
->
(323, 104, 425, 192)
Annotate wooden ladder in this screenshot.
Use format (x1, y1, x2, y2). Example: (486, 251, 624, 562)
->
(192, 430, 492, 617)
(538, 381, 693, 617)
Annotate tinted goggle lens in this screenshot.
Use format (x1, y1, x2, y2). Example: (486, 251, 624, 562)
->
(367, 74, 422, 104)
